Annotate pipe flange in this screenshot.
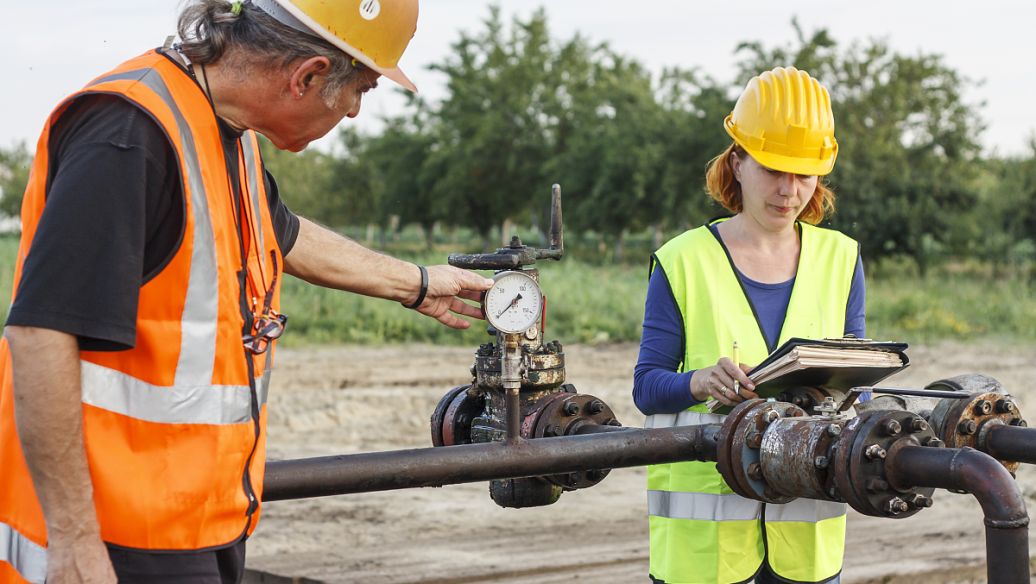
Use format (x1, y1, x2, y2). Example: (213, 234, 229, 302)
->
(717, 400, 806, 503)
(530, 393, 618, 490)
(834, 410, 937, 518)
(431, 385, 481, 446)
(928, 388, 1024, 473)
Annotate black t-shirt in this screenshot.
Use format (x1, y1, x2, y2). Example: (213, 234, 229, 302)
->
(6, 88, 300, 351)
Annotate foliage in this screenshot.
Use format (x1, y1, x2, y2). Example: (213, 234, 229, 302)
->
(0, 142, 32, 219)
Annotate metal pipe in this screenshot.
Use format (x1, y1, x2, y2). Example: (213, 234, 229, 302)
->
(886, 445, 1029, 584)
(984, 424, 1036, 465)
(264, 424, 722, 502)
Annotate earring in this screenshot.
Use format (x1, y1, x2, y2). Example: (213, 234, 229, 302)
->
(298, 91, 304, 97)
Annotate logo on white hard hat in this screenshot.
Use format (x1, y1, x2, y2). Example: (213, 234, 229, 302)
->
(359, 0, 380, 20)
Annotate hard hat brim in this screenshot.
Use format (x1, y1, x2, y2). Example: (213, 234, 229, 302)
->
(273, 0, 418, 93)
(724, 118, 837, 176)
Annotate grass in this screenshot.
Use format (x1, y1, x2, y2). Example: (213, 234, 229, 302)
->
(0, 234, 1033, 347)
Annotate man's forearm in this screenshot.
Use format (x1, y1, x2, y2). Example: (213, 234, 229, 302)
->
(285, 217, 421, 304)
(7, 326, 103, 542)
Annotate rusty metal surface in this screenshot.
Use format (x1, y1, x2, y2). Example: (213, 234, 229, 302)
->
(716, 400, 806, 504)
(760, 416, 839, 500)
(885, 445, 1030, 584)
(834, 410, 937, 519)
(983, 423, 1036, 465)
(264, 424, 723, 501)
(522, 392, 622, 489)
(475, 343, 566, 389)
(929, 390, 1025, 473)
(430, 385, 483, 447)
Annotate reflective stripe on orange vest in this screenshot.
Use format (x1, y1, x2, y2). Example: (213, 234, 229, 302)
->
(81, 361, 271, 425)
(0, 522, 46, 584)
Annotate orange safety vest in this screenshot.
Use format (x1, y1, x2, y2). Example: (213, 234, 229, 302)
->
(0, 50, 283, 582)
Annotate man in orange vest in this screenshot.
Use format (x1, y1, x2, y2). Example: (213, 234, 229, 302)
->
(0, 1, 490, 582)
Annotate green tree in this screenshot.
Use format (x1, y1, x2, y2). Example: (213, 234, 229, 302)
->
(363, 106, 443, 248)
(425, 7, 557, 248)
(259, 137, 349, 226)
(0, 142, 33, 220)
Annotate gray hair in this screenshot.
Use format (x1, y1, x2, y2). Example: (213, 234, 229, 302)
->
(177, 0, 361, 106)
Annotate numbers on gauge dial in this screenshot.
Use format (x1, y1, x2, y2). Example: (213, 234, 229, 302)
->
(484, 271, 542, 333)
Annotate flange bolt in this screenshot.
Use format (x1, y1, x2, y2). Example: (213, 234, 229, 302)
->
(974, 400, 993, 415)
(588, 400, 605, 415)
(886, 497, 910, 515)
(1010, 419, 1028, 427)
(814, 456, 830, 469)
(958, 419, 977, 435)
(746, 432, 764, 449)
(996, 399, 1016, 414)
(764, 410, 781, 424)
(563, 401, 580, 416)
(923, 437, 945, 448)
(865, 444, 888, 460)
(909, 418, 929, 433)
(747, 462, 764, 481)
(883, 419, 902, 437)
(826, 424, 842, 437)
(907, 493, 933, 508)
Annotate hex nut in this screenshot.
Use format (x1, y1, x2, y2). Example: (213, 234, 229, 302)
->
(814, 456, 830, 470)
(746, 432, 764, 449)
(563, 401, 580, 416)
(974, 400, 993, 415)
(924, 437, 945, 448)
(886, 497, 909, 515)
(747, 462, 764, 481)
(826, 424, 842, 437)
(909, 418, 929, 433)
(883, 419, 902, 437)
(958, 419, 978, 435)
(865, 444, 888, 460)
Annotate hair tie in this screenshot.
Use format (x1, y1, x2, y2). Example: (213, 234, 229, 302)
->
(230, 1, 243, 16)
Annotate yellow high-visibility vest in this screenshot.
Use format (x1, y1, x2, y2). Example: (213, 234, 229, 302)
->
(645, 219, 858, 584)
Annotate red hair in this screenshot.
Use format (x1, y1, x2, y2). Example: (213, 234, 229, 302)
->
(704, 144, 836, 225)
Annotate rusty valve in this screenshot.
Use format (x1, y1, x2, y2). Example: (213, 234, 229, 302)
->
(715, 401, 941, 520)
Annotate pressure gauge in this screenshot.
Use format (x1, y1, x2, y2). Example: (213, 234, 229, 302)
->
(483, 271, 543, 334)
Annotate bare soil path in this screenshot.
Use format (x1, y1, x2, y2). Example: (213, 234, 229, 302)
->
(247, 342, 1036, 583)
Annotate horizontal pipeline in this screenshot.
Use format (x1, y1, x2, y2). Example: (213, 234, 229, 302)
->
(264, 424, 721, 502)
(984, 424, 1036, 465)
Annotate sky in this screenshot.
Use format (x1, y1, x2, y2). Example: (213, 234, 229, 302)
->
(4, 1, 1036, 157)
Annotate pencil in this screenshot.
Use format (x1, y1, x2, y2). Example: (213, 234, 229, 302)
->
(732, 341, 740, 396)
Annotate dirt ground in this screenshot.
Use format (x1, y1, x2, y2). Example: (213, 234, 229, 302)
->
(246, 341, 1036, 583)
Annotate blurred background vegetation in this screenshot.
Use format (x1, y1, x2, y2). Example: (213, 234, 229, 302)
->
(1, 9, 1034, 347)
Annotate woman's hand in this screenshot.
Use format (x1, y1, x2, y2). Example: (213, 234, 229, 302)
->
(690, 358, 758, 406)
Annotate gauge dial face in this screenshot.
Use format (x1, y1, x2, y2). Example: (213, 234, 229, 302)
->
(483, 271, 543, 334)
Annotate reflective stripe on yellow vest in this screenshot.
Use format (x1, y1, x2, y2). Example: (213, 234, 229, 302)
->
(0, 50, 282, 580)
(645, 220, 858, 584)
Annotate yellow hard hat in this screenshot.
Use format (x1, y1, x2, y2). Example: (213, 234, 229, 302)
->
(261, 0, 419, 92)
(723, 66, 838, 176)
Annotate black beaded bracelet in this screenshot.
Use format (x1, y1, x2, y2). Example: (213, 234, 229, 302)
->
(403, 264, 429, 309)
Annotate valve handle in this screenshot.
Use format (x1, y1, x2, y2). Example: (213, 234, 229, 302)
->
(448, 184, 564, 270)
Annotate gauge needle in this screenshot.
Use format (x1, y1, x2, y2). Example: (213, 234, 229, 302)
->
(495, 293, 523, 319)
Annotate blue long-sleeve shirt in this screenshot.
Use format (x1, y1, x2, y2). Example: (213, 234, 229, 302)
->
(632, 237, 866, 416)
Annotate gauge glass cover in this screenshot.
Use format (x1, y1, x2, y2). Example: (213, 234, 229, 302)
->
(484, 271, 542, 334)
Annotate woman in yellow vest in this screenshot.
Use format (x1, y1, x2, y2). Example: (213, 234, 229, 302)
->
(634, 67, 865, 583)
